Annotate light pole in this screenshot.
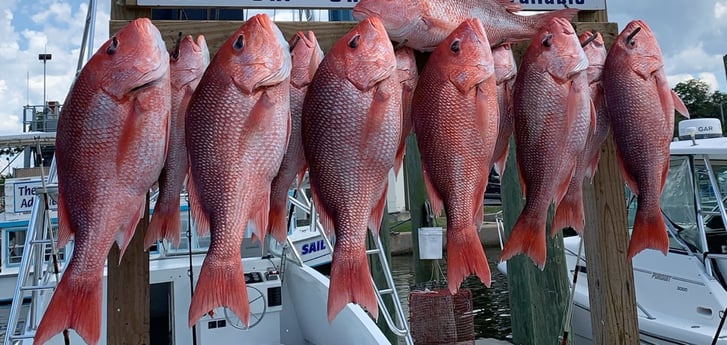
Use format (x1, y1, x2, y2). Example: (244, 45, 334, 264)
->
(38, 53, 52, 113)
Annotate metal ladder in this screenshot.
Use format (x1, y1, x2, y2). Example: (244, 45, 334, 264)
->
(286, 181, 414, 345)
(3, 143, 66, 345)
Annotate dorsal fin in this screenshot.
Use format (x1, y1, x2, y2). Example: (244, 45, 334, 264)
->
(497, 0, 523, 13)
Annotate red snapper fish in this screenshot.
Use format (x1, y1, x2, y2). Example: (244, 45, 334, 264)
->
(500, 18, 592, 268)
(301, 17, 401, 322)
(185, 13, 291, 327)
(550, 31, 609, 234)
(35, 18, 170, 345)
(267, 31, 324, 243)
(491, 42, 517, 175)
(411, 18, 498, 292)
(145, 34, 209, 249)
(603, 20, 689, 258)
(352, 0, 578, 51)
(393, 46, 418, 175)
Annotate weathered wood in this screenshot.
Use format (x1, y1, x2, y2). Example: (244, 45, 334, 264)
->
(501, 139, 572, 345)
(582, 139, 640, 344)
(110, 0, 151, 21)
(107, 195, 151, 345)
(110, 20, 357, 54)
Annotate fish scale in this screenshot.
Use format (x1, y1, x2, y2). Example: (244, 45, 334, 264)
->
(302, 17, 400, 323)
(411, 18, 498, 294)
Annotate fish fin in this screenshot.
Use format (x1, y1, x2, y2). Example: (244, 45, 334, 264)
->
(497, 0, 523, 13)
(421, 166, 443, 217)
(327, 249, 378, 322)
(516, 157, 527, 198)
(295, 165, 307, 191)
(446, 224, 491, 294)
(360, 85, 391, 154)
(309, 183, 335, 236)
(55, 190, 74, 248)
(614, 146, 639, 196)
(552, 179, 585, 236)
(115, 198, 145, 262)
(671, 89, 690, 119)
(627, 201, 668, 259)
(268, 184, 291, 244)
(492, 144, 508, 176)
(189, 254, 249, 327)
(500, 207, 547, 269)
(34, 266, 103, 345)
(554, 163, 576, 207)
(145, 196, 181, 249)
(393, 141, 406, 176)
(585, 149, 601, 183)
(250, 190, 271, 242)
(368, 187, 388, 237)
(187, 170, 210, 236)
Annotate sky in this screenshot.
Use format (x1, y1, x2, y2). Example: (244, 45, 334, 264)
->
(0, 0, 725, 137)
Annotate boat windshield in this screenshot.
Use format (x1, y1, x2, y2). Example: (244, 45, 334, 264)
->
(659, 156, 702, 252)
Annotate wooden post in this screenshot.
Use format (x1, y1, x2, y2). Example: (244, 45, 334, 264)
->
(501, 140, 572, 345)
(577, 9, 640, 345)
(107, 3, 152, 345)
(403, 132, 434, 284)
(367, 204, 397, 343)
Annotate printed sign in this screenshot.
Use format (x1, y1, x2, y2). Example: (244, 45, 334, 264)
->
(12, 180, 58, 213)
(136, 0, 606, 10)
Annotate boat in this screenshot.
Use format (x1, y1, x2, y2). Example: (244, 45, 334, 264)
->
(497, 118, 727, 344)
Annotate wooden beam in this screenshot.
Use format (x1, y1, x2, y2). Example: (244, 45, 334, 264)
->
(110, 0, 151, 21)
(107, 195, 151, 345)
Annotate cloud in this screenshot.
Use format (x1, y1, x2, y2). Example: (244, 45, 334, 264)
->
(667, 73, 720, 92)
(716, 1, 727, 19)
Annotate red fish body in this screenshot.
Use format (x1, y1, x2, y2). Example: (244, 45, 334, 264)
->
(411, 18, 498, 293)
(551, 31, 609, 234)
(393, 46, 418, 175)
(301, 17, 401, 322)
(603, 20, 689, 258)
(500, 18, 592, 268)
(35, 18, 170, 345)
(267, 31, 324, 243)
(491, 43, 517, 175)
(185, 13, 291, 327)
(352, 0, 578, 51)
(145, 34, 209, 249)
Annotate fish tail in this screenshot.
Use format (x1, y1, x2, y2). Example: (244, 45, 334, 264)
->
(446, 225, 492, 294)
(188, 253, 249, 327)
(327, 248, 377, 323)
(551, 183, 585, 236)
(627, 202, 668, 259)
(34, 267, 102, 345)
(531, 8, 580, 28)
(145, 198, 181, 249)
(267, 190, 290, 244)
(500, 209, 547, 269)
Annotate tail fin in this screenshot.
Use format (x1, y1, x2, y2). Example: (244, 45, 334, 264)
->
(446, 225, 491, 294)
(551, 181, 585, 236)
(145, 198, 181, 249)
(532, 8, 579, 28)
(267, 190, 290, 244)
(188, 253, 249, 327)
(34, 267, 103, 345)
(500, 210, 547, 269)
(627, 202, 668, 259)
(327, 249, 377, 323)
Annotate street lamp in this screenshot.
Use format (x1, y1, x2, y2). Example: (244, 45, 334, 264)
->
(38, 53, 52, 113)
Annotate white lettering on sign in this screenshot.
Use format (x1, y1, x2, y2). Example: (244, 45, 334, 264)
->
(136, 0, 606, 10)
(13, 180, 58, 213)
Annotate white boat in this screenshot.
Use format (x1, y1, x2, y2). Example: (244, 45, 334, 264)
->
(498, 118, 727, 344)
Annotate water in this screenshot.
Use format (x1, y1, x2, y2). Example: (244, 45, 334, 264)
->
(390, 246, 512, 343)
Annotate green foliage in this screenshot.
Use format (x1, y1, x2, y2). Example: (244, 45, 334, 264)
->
(672, 79, 727, 134)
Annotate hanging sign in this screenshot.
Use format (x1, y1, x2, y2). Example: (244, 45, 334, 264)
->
(135, 0, 607, 11)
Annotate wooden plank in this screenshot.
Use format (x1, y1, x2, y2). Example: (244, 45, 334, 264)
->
(403, 132, 435, 284)
(107, 195, 151, 345)
(110, 20, 357, 54)
(501, 139, 572, 345)
(110, 0, 151, 20)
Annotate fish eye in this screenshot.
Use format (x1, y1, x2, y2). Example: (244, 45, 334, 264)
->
(171, 48, 180, 60)
(542, 33, 553, 48)
(450, 39, 460, 53)
(233, 35, 244, 51)
(348, 34, 360, 49)
(106, 37, 118, 55)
